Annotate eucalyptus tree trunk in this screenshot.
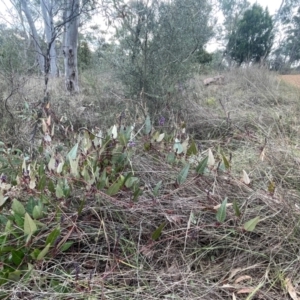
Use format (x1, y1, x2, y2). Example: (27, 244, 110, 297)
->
(63, 0, 80, 93)
(41, 0, 58, 77)
(20, 0, 44, 73)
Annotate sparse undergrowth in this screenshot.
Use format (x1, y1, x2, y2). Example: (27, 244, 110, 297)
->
(0, 68, 300, 299)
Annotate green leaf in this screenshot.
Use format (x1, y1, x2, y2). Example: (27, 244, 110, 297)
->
(166, 153, 175, 164)
(221, 152, 230, 170)
(24, 213, 37, 235)
(32, 205, 43, 219)
(187, 139, 198, 156)
(177, 163, 190, 185)
(60, 241, 73, 252)
(151, 222, 166, 241)
(173, 140, 183, 154)
(55, 183, 64, 199)
(153, 181, 162, 197)
(37, 175, 46, 191)
(244, 216, 260, 232)
(69, 156, 80, 177)
(132, 185, 143, 202)
(97, 169, 106, 190)
(67, 143, 79, 161)
(12, 199, 26, 216)
(144, 115, 152, 135)
(216, 197, 227, 223)
(196, 156, 208, 175)
(0, 190, 8, 207)
(125, 177, 139, 188)
(46, 228, 61, 246)
(11, 250, 25, 266)
(48, 179, 55, 193)
(37, 244, 50, 260)
(107, 176, 125, 196)
(233, 200, 241, 217)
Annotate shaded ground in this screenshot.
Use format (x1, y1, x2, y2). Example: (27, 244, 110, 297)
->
(280, 74, 300, 88)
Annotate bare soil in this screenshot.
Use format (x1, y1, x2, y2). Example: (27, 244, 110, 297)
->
(280, 74, 300, 88)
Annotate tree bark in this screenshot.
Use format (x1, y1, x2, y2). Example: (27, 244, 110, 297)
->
(63, 0, 80, 93)
(41, 0, 58, 77)
(20, 0, 44, 74)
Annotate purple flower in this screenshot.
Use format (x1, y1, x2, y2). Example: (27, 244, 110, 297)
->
(159, 116, 165, 126)
(128, 141, 136, 147)
(0, 174, 7, 183)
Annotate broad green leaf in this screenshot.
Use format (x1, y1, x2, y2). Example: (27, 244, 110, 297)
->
(48, 154, 56, 171)
(46, 228, 61, 246)
(12, 199, 26, 216)
(151, 222, 166, 241)
(125, 177, 139, 188)
(177, 163, 190, 185)
(244, 216, 260, 232)
(195, 156, 208, 175)
(32, 205, 43, 219)
(107, 176, 125, 196)
(153, 181, 162, 197)
(37, 175, 47, 191)
(97, 169, 106, 190)
(167, 153, 175, 164)
(26, 197, 37, 215)
(222, 153, 230, 170)
(60, 241, 73, 252)
(37, 244, 50, 260)
(0, 190, 8, 206)
(14, 213, 24, 227)
(144, 115, 152, 135)
(216, 197, 227, 223)
(132, 186, 143, 202)
(233, 200, 241, 217)
(67, 143, 79, 161)
(173, 139, 183, 154)
(24, 213, 37, 235)
(48, 179, 55, 193)
(11, 250, 25, 266)
(187, 139, 198, 156)
(70, 156, 80, 177)
(55, 183, 64, 199)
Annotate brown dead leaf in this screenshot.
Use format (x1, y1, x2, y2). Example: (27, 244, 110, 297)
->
(260, 147, 265, 161)
(213, 203, 233, 210)
(140, 245, 154, 258)
(237, 288, 255, 294)
(235, 275, 252, 284)
(46, 115, 51, 126)
(228, 268, 242, 280)
(285, 278, 298, 300)
(165, 214, 183, 224)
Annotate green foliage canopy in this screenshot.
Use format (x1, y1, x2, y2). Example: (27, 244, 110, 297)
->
(227, 4, 274, 65)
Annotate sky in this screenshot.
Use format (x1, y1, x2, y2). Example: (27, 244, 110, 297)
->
(254, 0, 282, 14)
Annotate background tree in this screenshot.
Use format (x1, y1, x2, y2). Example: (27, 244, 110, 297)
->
(218, 0, 250, 65)
(227, 4, 274, 65)
(107, 0, 213, 110)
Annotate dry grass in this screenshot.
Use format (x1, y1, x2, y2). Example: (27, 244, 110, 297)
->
(1, 67, 300, 299)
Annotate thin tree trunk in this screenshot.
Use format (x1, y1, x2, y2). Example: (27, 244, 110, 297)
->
(20, 0, 44, 73)
(41, 0, 58, 77)
(63, 0, 79, 93)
